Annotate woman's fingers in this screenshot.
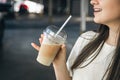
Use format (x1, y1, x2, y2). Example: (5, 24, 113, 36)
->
(39, 34, 44, 44)
(41, 34, 44, 38)
(61, 44, 66, 53)
(31, 34, 44, 51)
(56, 44, 66, 59)
(31, 42, 40, 51)
(39, 38, 42, 44)
(53, 44, 66, 65)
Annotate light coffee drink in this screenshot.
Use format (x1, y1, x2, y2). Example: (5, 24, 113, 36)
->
(37, 44, 60, 66)
(36, 25, 67, 66)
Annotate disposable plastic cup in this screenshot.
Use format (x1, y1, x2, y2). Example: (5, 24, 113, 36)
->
(36, 25, 67, 66)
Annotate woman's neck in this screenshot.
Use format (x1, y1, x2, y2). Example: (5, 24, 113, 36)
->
(106, 25, 119, 46)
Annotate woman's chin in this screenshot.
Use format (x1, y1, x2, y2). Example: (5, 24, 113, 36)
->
(93, 19, 102, 24)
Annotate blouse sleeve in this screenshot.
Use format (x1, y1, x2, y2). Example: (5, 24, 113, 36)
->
(66, 31, 97, 77)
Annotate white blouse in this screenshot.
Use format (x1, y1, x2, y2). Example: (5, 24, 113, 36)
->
(66, 31, 116, 80)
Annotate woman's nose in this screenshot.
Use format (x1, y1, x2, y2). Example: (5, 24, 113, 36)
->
(90, 0, 98, 5)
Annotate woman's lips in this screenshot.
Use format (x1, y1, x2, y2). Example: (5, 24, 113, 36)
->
(93, 8, 102, 15)
(94, 8, 102, 12)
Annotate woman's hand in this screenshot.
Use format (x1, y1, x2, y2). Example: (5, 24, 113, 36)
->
(31, 34, 44, 51)
(53, 44, 67, 66)
(31, 34, 70, 80)
(53, 45, 71, 80)
(31, 34, 67, 65)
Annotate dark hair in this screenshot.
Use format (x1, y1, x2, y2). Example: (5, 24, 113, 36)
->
(71, 24, 120, 80)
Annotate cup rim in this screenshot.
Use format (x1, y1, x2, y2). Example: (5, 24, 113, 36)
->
(43, 25, 67, 39)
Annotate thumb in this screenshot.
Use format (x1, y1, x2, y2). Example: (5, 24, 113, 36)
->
(61, 44, 66, 54)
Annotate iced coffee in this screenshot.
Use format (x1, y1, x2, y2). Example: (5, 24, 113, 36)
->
(36, 25, 67, 66)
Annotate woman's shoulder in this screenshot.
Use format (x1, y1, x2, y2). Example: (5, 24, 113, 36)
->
(80, 31, 98, 40)
(73, 31, 98, 50)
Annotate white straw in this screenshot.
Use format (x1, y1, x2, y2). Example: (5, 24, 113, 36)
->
(55, 15, 72, 37)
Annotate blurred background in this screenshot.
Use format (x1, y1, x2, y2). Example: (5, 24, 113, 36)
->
(0, 0, 98, 80)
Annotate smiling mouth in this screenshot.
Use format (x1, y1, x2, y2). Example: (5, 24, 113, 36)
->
(94, 8, 102, 12)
